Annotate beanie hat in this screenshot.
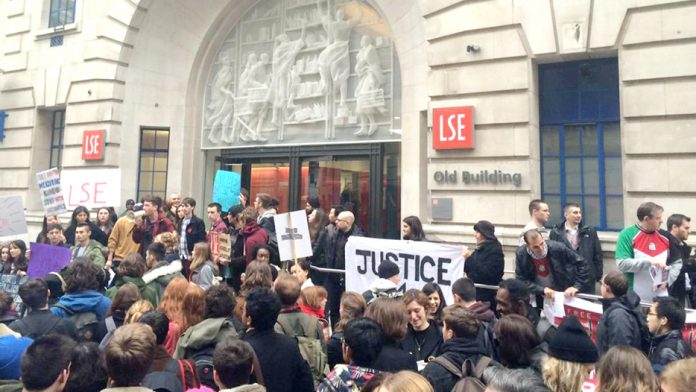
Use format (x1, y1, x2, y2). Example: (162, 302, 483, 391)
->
(548, 316, 598, 363)
(473, 220, 497, 241)
(308, 196, 321, 209)
(378, 260, 400, 279)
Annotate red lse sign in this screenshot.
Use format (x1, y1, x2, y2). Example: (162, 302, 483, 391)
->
(82, 130, 105, 160)
(432, 106, 474, 150)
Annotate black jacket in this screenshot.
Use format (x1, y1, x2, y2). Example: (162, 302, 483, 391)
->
(515, 239, 589, 296)
(243, 329, 314, 392)
(65, 221, 108, 246)
(421, 336, 489, 392)
(8, 309, 77, 339)
(668, 235, 696, 305)
(370, 341, 418, 372)
(464, 240, 505, 305)
(649, 329, 694, 374)
(327, 332, 344, 369)
(550, 222, 603, 293)
(401, 322, 443, 362)
(596, 292, 646, 354)
(310, 228, 330, 286)
(327, 225, 365, 270)
(181, 215, 206, 257)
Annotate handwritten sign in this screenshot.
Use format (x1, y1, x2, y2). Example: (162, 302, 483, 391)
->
(0, 274, 29, 305)
(36, 168, 67, 215)
(273, 210, 312, 261)
(0, 196, 28, 237)
(219, 233, 232, 259)
(212, 170, 241, 212)
(27, 242, 73, 278)
(61, 169, 121, 209)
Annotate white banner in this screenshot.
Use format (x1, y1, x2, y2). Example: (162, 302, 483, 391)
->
(0, 196, 28, 237)
(274, 210, 312, 261)
(36, 168, 67, 215)
(61, 169, 121, 209)
(345, 237, 465, 304)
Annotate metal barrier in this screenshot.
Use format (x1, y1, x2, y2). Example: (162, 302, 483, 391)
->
(310, 265, 695, 311)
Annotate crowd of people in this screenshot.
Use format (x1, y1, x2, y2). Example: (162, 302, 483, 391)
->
(0, 192, 695, 392)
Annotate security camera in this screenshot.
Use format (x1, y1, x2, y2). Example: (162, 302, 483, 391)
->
(466, 45, 480, 53)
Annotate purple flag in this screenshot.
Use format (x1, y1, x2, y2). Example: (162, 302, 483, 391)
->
(27, 242, 72, 278)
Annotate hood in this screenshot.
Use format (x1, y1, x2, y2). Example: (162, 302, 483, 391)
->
(439, 336, 487, 362)
(143, 260, 183, 284)
(176, 318, 238, 352)
(602, 291, 641, 312)
(242, 222, 262, 236)
(118, 276, 149, 291)
(468, 301, 495, 322)
(57, 291, 108, 313)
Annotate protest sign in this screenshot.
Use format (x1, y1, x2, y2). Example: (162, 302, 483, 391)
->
(545, 294, 603, 342)
(219, 233, 232, 259)
(61, 168, 121, 209)
(650, 265, 669, 289)
(0, 274, 29, 305)
(0, 196, 28, 237)
(27, 242, 72, 278)
(274, 210, 312, 262)
(36, 168, 67, 215)
(209, 232, 220, 260)
(212, 170, 241, 212)
(682, 311, 696, 352)
(345, 237, 465, 304)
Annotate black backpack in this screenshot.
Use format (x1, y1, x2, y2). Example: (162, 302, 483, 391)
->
(191, 344, 217, 389)
(54, 304, 99, 342)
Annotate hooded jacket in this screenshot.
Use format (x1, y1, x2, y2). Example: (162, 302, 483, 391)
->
(50, 290, 112, 321)
(71, 239, 107, 267)
(241, 222, 268, 265)
(362, 278, 403, 304)
(106, 275, 159, 307)
(464, 240, 505, 305)
(596, 292, 646, 354)
(133, 211, 175, 256)
(550, 221, 603, 293)
(515, 239, 590, 296)
(649, 329, 694, 374)
(143, 259, 185, 301)
(173, 317, 239, 360)
(421, 336, 490, 392)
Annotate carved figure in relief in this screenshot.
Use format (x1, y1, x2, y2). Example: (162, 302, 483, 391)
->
(354, 35, 386, 136)
(240, 53, 271, 142)
(268, 27, 306, 140)
(206, 52, 235, 144)
(317, 0, 362, 108)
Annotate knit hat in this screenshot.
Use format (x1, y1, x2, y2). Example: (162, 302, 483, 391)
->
(548, 316, 598, 363)
(378, 260, 400, 279)
(473, 220, 497, 241)
(307, 196, 321, 209)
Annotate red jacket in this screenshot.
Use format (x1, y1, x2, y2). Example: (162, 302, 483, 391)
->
(133, 211, 175, 255)
(241, 222, 268, 265)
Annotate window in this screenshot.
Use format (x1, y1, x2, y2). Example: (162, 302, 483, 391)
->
(49, 110, 65, 169)
(137, 128, 170, 201)
(539, 59, 623, 230)
(49, 0, 76, 28)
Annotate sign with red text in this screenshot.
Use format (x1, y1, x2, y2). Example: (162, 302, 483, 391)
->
(545, 295, 604, 342)
(61, 169, 121, 209)
(432, 106, 474, 150)
(82, 130, 105, 160)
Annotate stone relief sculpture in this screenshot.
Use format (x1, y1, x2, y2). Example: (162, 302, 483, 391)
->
(354, 35, 386, 136)
(240, 53, 271, 142)
(206, 52, 235, 144)
(317, 0, 362, 109)
(268, 27, 306, 140)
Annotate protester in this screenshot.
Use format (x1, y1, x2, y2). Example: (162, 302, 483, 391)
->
(156, 278, 189, 355)
(240, 261, 273, 295)
(51, 259, 112, 322)
(64, 206, 108, 246)
(660, 357, 696, 392)
(106, 253, 158, 306)
(254, 193, 277, 234)
(224, 204, 247, 291)
(496, 279, 541, 332)
(541, 316, 598, 392)
(95, 207, 116, 239)
(132, 196, 176, 257)
(308, 208, 330, 286)
(63, 342, 109, 392)
(596, 345, 658, 392)
(647, 296, 693, 374)
(401, 289, 443, 363)
(666, 213, 696, 305)
(143, 241, 185, 302)
(103, 323, 157, 391)
(70, 223, 107, 267)
(327, 291, 366, 369)
(188, 242, 219, 291)
(206, 202, 228, 239)
(596, 270, 648, 354)
(242, 287, 314, 392)
(121, 199, 136, 217)
(463, 220, 505, 309)
(35, 215, 62, 244)
(0, 289, 18, 325)
(0, 291, 33, 380)
(240, 207, 268, 266)
(124, 299, 154, 324)
(451, 277, 497, 333)
(212, 339, 264, 392)
(550, 203, 603, 293)
(365, 297, 417, 372)
(291, 259, 314, 289)
(520, 199, 551, 244)
(421, 283, 446, 326)
(363, 260, 403, 303)
(420, 304, 488, 392)
(298, 285, 328, 321)
(10, 279, 77, 339)
(402, 216, 426, 241)
(495, 314, 546, 374)
(370, 371, 434, 392)
(482, 366, 550, 392)
(318, 317, 382, 392)
(179, 284, 206, 337)
(1, 242, 10, 268)
(97, 282, 141, 344)
(305, 196, 320, 216)
(326, 210, 364, 325)
(107, 207, 143, 270)
(4, 239, 29, 275)
(19, 335, 75, 392)
(44, 223, 68, 247)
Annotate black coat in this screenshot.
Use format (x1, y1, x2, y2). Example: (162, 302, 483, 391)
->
(182, 215, 206, 256)
(596, 292, 646, 354)
(327, 225, 365, 270)
(401, 322, 443, 362)
(243, 329, 314, 392)
(464, 240, 505, 305)
(421, 337, 489, 392)
(370, 341, 418, 372)
(8, 309, 77, 340)
(649, 329, 694, 374)
(327, 332, 344, 369)
(668, 235, 696, 306)
(310, 228, 330, 286)
(550, 222, 603, 293)
(515, 239, 590, 296)
(65, 221, 108, 246)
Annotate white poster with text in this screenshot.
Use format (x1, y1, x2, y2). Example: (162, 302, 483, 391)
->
(345, 237, 465, 304)
(274, 210, 312, 261)
(61, 169, 121, 209)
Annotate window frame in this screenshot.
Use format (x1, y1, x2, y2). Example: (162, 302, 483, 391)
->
(48, 0, 77, 28)
(49, 109, 65, 169)
(136, 127, 170, 201)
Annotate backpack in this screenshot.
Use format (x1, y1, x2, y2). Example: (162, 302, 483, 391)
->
(631, 309, 651, 354)
(191, 344, 217, 389)
(277, 316, 329, 386)
(54, 304, 99, 342)
(430, 355, 492, 392)
(98, 316, 118, 350)
(164, 358, 200, 391)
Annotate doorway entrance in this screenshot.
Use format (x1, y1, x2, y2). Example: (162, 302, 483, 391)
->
(217, 143, 400, 238)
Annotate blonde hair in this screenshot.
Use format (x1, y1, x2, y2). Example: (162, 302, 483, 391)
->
(155, 231, 179, 254)
(378, 371, 434, 392)
(189, 242, 212, 272)
(597, 346, 657, 392)
(125, 299, 154, 324)
(660, 358, 696, 392)
(542, 355, 589, 392)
